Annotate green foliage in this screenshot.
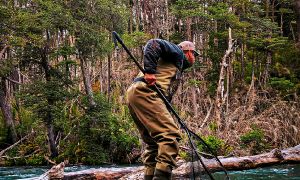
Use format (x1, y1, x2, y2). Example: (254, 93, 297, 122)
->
(208, 122, 218, 133)
(178, 150, 190, 161)
(169, 32, 185, 44)
(56, 93, 139, 165)
(20, 76, 76, 122)
(0, 114, 8, 148)
(188, 79, 202, 87)
(197, 135, 232, 156)
(272, 63, 291, 78)
(4, 124, 48, 166)
(171, 0, 205, 18)
(69, 0, 129, 58)
(240, 125, 269, 154)
(269, 77, 295, 92)
(122, 31, 152, 48)
(208, 3, 238, 25)
(0, 58, 17, 77)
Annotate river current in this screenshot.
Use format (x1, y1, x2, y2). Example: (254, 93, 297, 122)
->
(0, 163, 299, 179)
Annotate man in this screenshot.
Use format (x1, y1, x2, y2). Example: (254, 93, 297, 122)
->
(126, 39, 199, 180)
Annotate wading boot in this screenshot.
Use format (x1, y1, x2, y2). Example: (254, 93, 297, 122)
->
(153, 169, 172, 180)
(144, 167, 155, 180)
(144, 175, 154, 180)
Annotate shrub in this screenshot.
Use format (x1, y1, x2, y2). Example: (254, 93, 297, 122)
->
(240, 126, 268, 154)
(197, 135, 232, 156)
(269, 77, 295, 92)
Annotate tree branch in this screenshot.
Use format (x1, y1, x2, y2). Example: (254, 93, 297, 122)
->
(0, 45, 9, 61)
(0, 130, 35, 157)
(5, 77, 23, 85)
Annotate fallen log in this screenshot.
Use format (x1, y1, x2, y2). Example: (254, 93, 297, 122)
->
(35, 145, 300, 179)
(122, 145, 300, 179)
(63, 166, 143, 180)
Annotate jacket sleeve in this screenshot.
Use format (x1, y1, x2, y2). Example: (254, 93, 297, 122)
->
(143, 39, 184, 74)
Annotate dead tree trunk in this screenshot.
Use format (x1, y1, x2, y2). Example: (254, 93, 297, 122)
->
(215, 28, 234, 129)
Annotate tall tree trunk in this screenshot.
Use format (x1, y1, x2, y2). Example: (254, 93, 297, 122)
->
(241, 43, 245, 80)
(295, 0, 300, 44)
(129, 0, 133, 33)
(271, 0, 275, 22)
(107, 54, 112, 102)
(79, 57, 96, 107)
(41, 52, 59, 158)
(0, 78, 17, 144)
(262, 34, 272, 87)
(41, 31, 59, 158)
(280, 12, 284, 36)
(0, 45, 17, 144)
(165, 0, 169, 40)
(265, 0, 270, 18)
(186, 18, 192, 41)
(134, 0, 140, 32)
(263, 50, 272, 87)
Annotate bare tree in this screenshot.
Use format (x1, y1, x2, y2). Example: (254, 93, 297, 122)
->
(215, 28, 235, 129)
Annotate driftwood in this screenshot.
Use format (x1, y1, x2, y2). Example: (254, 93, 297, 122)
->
(28, 161, 68, 180)
(63, 166, 143, 180)
(37, 145, 300, 180)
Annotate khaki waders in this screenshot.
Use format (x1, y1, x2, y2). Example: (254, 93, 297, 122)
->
(126, 60, 182, 179)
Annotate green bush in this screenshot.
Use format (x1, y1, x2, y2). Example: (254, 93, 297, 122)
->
(240, 126, 268, 154)
(208, 122, 218, 132)
(197, 135, 231, 156)
(56, 93, 139, 165)
(269, 77, 295, 92)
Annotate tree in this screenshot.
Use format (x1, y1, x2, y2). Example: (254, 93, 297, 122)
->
(0, 4, 18, 144)
(295, 0, 300, 44)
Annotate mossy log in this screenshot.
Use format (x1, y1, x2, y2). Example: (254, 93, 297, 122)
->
(44, 145, 300, 180)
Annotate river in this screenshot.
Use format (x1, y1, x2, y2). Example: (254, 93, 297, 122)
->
(0, 164, 299, 179)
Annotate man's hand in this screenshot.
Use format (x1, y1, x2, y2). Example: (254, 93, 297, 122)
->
(144, 73, 156, 86)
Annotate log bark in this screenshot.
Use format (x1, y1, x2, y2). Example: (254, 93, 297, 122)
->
(173, 145, 300, 178)
(53, 145, 300, 180)
(64, 166, 142, 180)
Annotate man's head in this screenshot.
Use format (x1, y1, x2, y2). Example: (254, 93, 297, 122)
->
(178, 41, 199, 65)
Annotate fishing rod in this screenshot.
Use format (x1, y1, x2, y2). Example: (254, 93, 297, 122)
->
(112, 31, 229, 180)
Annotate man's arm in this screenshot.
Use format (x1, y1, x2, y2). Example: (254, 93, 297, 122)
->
(143, 39, 164, 74)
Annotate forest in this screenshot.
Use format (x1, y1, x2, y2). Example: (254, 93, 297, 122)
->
(0, 0, 300, 168)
